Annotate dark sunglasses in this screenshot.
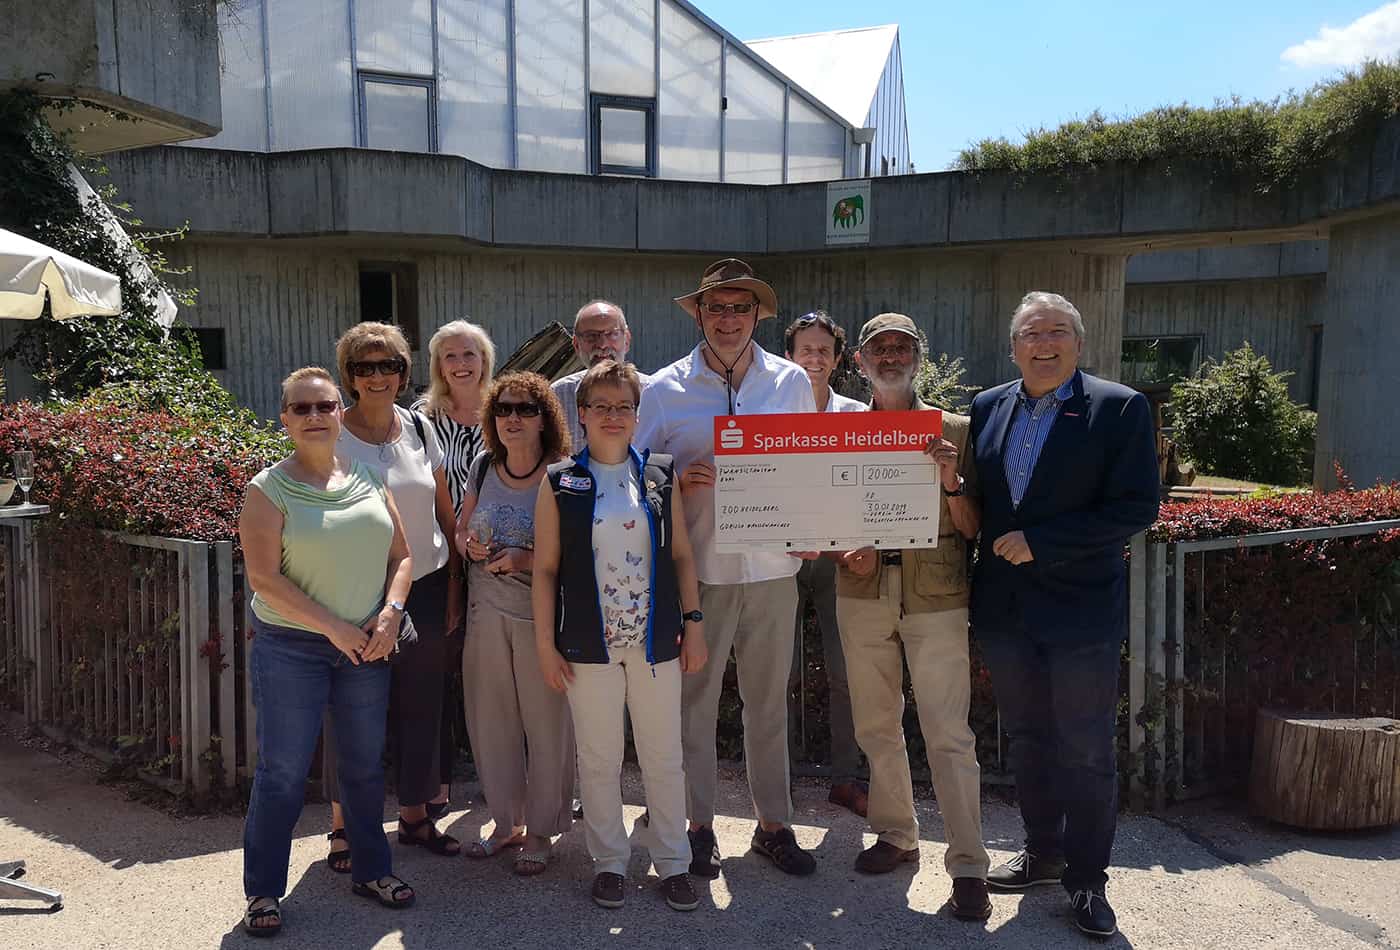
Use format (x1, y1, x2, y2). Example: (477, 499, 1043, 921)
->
(349, 358, 406, 378)
(702, 302, 755, 315)
(492, 401, 542, 418)
(286, 400, 339, 416)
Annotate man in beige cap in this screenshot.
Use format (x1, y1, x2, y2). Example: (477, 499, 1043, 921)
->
(833, 313, 992, 920)
(636, 259, 819, 878)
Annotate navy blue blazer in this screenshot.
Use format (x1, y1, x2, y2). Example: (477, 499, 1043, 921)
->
(969, 371, 1160, 644)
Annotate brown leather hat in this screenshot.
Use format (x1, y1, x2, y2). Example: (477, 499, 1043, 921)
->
(674, 258, 778, 320)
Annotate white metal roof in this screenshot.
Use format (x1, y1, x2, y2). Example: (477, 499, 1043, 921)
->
(745, 25, 898, 128)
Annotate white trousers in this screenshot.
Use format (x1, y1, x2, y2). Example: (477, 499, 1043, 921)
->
(566, 646, 691, 879)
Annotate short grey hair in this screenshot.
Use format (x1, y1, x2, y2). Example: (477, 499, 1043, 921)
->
(575, 299, 627, 329)
(1009, 291, 1085, 342)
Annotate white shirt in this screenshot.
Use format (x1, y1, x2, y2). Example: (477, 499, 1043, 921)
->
(337, 405, 448, 579)
(636, 342, 817, 586)
(553, 368, 652, 453)
(824, 388, 867, 413)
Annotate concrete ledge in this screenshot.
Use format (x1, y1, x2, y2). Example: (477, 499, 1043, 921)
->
(103, 147, 269, 235)
(104, 113, 1400, 254)
(1127, 240, 1329, 284)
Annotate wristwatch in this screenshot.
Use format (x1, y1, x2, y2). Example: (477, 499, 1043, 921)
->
(682, 609, 704, 623)
(944, 475, 965, 498)
(386, 600, 406, 613)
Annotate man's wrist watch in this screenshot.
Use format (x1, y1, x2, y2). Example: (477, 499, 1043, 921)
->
(682, 610, 703, 624)
(944, 475, 965, 498)
(386, 600, 406, 613)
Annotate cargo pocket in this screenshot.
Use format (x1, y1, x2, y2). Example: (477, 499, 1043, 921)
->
(911, 541, 967, 597)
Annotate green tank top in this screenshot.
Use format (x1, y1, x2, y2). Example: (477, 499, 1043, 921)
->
(249, 460, 394, 632)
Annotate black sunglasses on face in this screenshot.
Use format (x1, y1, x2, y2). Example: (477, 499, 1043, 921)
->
(493, 402, 542, 418)
(286, 400, 339, 416)
(702, 302, 755, 315)
(349, 358, 406, 378)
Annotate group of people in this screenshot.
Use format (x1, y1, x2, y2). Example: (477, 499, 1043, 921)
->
(237, 257, 1161, 940)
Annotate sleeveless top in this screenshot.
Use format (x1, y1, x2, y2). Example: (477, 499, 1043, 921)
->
(249, 460, 392, 632)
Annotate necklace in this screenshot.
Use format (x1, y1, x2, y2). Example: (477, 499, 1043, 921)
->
(502, 454, 544, 480)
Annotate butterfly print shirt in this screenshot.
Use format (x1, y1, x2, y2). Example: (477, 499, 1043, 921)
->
(587, 458, 653, 651)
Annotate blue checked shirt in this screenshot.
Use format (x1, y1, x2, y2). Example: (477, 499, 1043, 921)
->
(1003, 374, 1077, 508)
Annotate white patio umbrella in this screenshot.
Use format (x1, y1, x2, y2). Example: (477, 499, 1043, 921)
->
(0, 227, 123, 320)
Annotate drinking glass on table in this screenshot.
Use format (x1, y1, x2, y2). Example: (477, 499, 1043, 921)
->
(12, 451, 34, 507)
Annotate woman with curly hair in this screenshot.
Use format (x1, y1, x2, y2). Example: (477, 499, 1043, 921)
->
(455, 371, 574, 875)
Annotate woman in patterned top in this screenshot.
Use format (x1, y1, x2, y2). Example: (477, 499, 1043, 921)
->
(455, 372, 575, 876)
(532, 360, 707, 913)
(412, 319, 495, 818)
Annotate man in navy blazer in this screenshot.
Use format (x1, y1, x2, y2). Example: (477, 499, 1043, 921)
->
(969, 292, 1159, 938)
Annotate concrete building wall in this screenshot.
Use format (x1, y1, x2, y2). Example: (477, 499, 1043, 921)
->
(1314, 213, 1400, 490)
(151, 239, 1124, 418)
(1123, 276, 1326, 403)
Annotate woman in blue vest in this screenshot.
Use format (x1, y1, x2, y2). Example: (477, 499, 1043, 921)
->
(532, 359, 708, 913)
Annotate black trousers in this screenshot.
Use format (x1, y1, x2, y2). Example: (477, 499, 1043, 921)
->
(978, 631, 1122, 893)
(325, 564, 450, 809)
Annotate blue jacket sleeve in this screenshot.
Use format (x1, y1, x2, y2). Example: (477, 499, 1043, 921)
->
(1022, 392, 1160, 566)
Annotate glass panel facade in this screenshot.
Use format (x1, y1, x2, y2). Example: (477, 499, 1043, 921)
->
(362, 79, 433, 151)
(657, 0, 719, 181)
(354, 0, 434, 75)
(267, 0, 356, 148)
(515, 0, 587, 173)
(194, 0, 268, 150)
(589, 0, 655, 97)
(786, 95, 845, 183)
(599, 106, 647, 168)
(723, 51, 784, 184)
(438, 0, 512, 166)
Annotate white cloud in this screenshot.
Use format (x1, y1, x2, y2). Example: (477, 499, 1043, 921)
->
(1282, 1, 1400, 68)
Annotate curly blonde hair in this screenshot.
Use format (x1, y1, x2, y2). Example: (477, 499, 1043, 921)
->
(423, 320, 495, 415)
(334, 322, 412, 400)
(481, 372, 571, 463)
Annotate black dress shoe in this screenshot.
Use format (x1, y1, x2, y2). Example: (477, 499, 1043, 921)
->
(987, 849, 1066, 890)
(688, 826, 721, 878)
(1069, 888, 1117, 937)
(750, 825, 816, 876)
(950, 877, 992, 920)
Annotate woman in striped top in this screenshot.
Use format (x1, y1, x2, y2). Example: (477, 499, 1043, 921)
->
(413, 319, 496, 817)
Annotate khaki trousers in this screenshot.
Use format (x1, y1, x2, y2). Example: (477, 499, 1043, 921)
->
(461, 601, 575, 837)
(567, 647, 690, 879)
(684, 576, 798, 827)
(836, 566, 989, 879)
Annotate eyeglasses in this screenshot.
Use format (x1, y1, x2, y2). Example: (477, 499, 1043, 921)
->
(285, 400, 339, 416)
(702, 302, 755, 315)
(863, 341, 915, 359)
(1014, 327, 1074, 344)
(492, 401, 542, 418)
(576, 328, 626, 345)
(584, 402, 636, 417)
(348, 358, 406, 377)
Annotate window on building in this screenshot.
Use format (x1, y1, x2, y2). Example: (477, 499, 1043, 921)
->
(178, 327, 227, 370)
(359, 73, 436, 152)
(1121, 336, 1203, 390)
(358, 262, 421, 351)
(590, 94, 655, 177)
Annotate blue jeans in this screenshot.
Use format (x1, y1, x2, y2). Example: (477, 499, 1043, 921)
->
(978, 632, 1122, 893)
(243, 616, 392, 897)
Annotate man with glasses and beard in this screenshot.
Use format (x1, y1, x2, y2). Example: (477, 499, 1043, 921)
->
(636, 259, 818, 879)
(832, 313, 992, 921)
(554, 300, 649, 450)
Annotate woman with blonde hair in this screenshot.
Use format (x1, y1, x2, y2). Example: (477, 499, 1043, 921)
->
(241, 366, 416, 935)
(412, 319, 496, 817)
(322, 322, 465, 868)
(456, 371, 575, 875)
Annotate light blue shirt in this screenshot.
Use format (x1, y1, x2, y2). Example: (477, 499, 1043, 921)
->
(1003, 373, 1077, 508)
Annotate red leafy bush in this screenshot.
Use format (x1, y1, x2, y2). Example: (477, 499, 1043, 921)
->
(1147, 486, 1400, 794)
(0, 401, 283, 542)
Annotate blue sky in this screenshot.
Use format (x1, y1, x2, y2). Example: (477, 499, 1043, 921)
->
(697, 0, 1399, 170)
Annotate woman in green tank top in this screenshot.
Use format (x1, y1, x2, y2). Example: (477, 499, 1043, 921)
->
(238, 367, 416, 936)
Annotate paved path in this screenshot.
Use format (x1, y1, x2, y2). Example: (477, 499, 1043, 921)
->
(1, 730, 1395, 949)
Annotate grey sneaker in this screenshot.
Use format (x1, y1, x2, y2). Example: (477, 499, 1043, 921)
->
(986, 850, 1065, 890)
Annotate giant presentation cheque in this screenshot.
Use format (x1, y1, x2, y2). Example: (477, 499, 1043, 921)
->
(712, 410, 943, 552)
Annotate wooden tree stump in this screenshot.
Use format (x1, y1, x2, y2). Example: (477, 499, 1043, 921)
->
(1250, 709, 1400, 830)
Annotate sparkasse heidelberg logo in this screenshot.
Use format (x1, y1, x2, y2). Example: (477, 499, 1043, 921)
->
(719, 419, 744, 450)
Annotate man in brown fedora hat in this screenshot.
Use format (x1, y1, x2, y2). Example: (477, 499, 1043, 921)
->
(636, 258, 819, 879)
